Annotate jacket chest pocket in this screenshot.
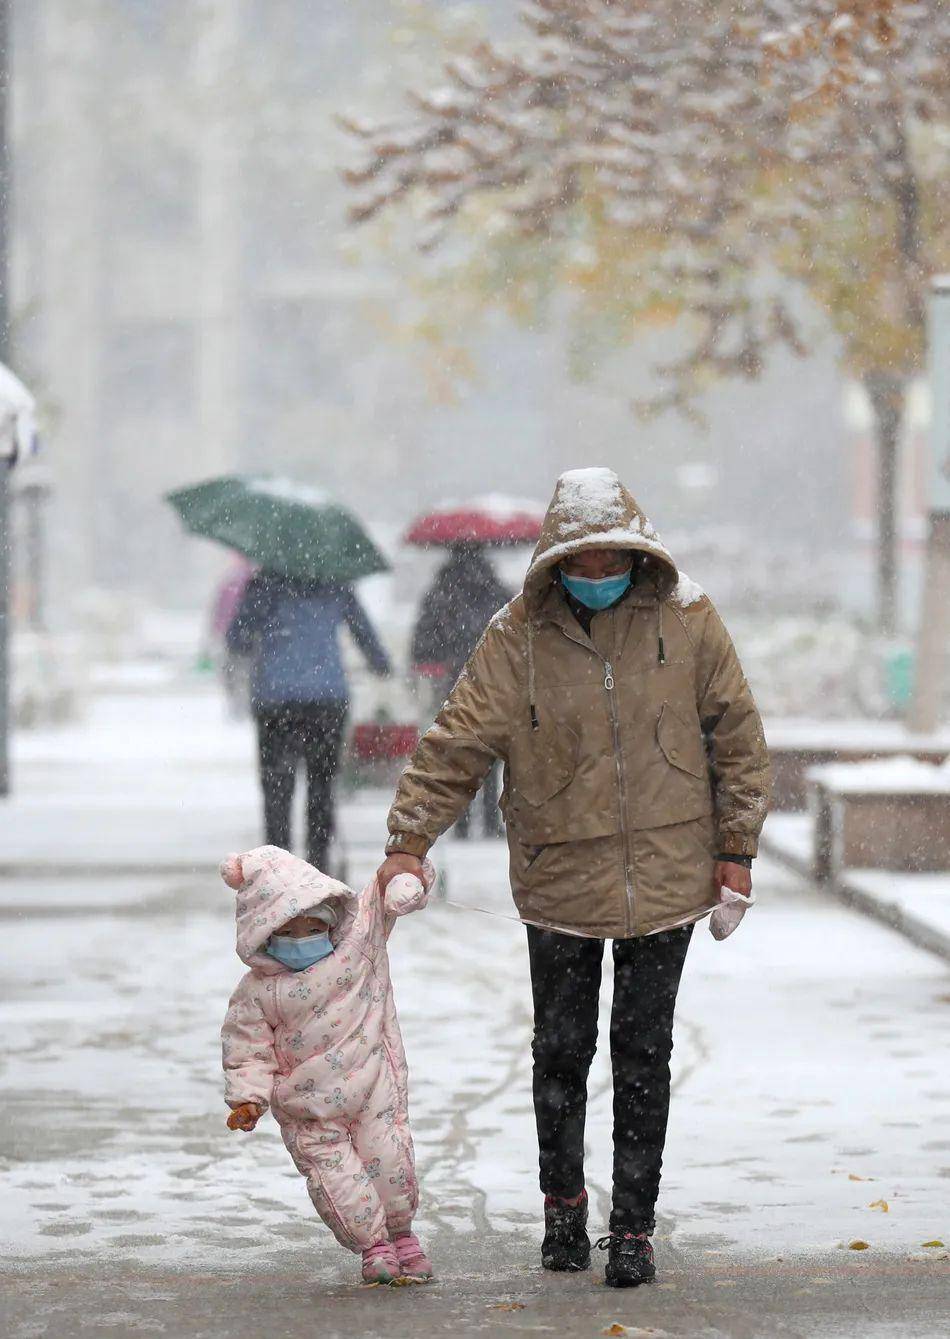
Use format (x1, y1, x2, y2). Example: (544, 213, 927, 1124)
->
(656, 701, 707, 779)
(509, 720, 579, 806)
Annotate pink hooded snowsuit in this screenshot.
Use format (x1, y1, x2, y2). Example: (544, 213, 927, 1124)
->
(220, 845, 432, 1252)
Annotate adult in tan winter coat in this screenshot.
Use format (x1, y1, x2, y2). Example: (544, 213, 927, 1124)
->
(378, 468, 770, 1287)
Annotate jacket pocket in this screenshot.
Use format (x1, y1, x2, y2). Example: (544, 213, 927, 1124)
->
(656, 701, 707, 780)
(508, 721, 579, 807)
(521, 842, 548, 869)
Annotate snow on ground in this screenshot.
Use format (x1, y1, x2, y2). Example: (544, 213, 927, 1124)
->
(761, 812, 950, 963)
(765, 719, 950, 750)
(2, 836, 948, 1274)
(807, 755, 950, 793)
(843, 872, 950, 947)
(1, 684, 948, 1333)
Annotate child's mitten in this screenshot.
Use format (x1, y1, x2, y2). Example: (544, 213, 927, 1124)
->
(227, 1102, 261, 1131)
(387, 873, 425, 899)
(383, 870, 430, 919)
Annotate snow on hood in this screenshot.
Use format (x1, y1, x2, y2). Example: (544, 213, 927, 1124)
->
(522, 469, 679, 613)
(226, 845, 357, 973)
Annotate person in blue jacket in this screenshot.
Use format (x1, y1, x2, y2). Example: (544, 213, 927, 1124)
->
(227, 571, 392, 870)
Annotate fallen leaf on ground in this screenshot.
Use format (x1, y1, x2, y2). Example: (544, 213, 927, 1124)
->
(868, 1199, 889, 1212)
(487, 1302, 526, 1311)
(848, 1174, 872, 1182)
(921, 1240, 945, 1249)
(848, 1240, 870, 1251)
(602, 1328, 665, 1337)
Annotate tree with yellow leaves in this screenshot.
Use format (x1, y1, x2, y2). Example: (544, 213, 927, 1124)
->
(344, 0, 950, 631)
(760, 1, 950, 630)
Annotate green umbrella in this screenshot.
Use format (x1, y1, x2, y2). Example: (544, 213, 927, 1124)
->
(165, 475, 389, 582)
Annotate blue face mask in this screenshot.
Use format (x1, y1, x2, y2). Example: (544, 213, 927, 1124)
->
(266, 931, 334, 971)
(561, 569, 632, 610)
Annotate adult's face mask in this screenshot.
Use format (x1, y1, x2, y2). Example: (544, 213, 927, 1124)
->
(561, 569, 632, 610)
(266, 930, 334, 971)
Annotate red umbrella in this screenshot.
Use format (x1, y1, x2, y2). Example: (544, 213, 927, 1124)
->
(405, 494, 545, 547)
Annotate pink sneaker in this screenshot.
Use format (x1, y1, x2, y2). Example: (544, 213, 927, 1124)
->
(393, 1231, 434, 1281)
(361, 1240, 400, 1285)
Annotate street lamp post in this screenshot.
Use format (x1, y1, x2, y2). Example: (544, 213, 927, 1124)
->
(0, 0, 11, 796)
(909, 276, 950, 734)
(15, 465, 51, 630)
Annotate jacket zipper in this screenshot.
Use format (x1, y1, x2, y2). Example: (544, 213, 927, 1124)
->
(548, 618, 638, 936)
(603, 660, 636, 936)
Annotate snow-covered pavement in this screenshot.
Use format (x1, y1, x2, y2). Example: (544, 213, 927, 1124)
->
(1, 687, 948, 1337)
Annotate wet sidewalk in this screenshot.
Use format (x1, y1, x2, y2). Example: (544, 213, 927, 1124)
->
(1, 688, 948, 1336)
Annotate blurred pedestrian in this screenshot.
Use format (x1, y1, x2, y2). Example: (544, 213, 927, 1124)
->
(207, 555, 256, 718)
(410, 542, 511, 838)
(378, 469, 770, 1288)
(227, 572, 392, 870)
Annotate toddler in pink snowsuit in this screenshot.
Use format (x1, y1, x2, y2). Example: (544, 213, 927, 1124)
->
(220, 844, 434, 1285)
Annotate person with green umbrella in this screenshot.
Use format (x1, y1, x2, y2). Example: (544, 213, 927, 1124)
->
(167, 477, 393, 872)
(227, 569, 392, 871)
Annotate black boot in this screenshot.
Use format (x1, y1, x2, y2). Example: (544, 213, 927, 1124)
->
(541, 1191, 591, 1271)
(596, 1231, 655, 1287)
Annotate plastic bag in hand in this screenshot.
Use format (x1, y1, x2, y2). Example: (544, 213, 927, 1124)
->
(709, 887, 754, 941)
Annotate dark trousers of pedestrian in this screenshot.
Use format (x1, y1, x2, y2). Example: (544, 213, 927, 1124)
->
(255, 701, 348, 872)
(526, 922, 693, 1236)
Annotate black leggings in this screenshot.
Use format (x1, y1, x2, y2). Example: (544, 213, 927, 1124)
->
(526, 923, 693, 1235)
(255, 702, 348, 871)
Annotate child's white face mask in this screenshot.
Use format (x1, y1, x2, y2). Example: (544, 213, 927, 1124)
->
(266, 931, 334, 971)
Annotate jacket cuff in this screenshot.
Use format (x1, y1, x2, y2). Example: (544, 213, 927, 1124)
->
(385, 831, 431, 859)
(716, 852, 753, 869)
(717, 832, 759, 858)
(226, 1097, 269, 1113)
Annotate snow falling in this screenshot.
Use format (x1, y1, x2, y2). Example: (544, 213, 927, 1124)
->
(1, 3, 949, 1337)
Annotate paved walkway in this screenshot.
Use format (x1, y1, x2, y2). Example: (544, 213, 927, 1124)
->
(1, 688, 948, 1336)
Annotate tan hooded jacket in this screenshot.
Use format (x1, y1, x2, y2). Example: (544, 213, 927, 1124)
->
(387, 469, 771, 938)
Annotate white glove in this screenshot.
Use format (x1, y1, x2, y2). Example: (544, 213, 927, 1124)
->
(709, 887, 755, 941)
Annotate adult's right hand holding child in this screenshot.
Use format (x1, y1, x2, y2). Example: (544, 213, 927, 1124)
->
(377, 853, 424, 894)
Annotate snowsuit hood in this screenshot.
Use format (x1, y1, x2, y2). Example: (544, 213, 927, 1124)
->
(523, 468, 678, 616)
(224, 845, 357, 972)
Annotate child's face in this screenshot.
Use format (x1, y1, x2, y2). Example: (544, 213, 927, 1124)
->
(277, 913, 329, 939)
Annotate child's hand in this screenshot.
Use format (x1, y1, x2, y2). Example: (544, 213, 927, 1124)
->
(227, 1102, 262, 1132)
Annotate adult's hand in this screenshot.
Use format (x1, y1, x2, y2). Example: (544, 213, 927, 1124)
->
(714, 860, 752, 898)
(377, 853, 425, 894)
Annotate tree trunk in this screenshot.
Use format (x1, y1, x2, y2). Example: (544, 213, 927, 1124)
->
(863, 372, 906, 637)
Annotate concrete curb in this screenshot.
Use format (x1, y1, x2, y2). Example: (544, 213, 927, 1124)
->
(760, 831, 950, 967)
(831, 874, 950, 966)
(0, 861, 223, 878)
